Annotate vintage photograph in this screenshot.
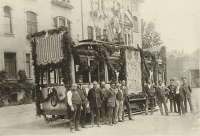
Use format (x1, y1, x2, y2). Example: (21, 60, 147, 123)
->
(0, 0, 199, 136)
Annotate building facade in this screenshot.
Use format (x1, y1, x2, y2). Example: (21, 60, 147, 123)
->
(167, 49, 200, 87)
(0, 0, 144, 81)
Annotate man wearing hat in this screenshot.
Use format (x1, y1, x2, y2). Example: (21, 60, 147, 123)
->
(181, 77, 194, 112)
(88, 81, 102, 127)
(67, 83, 82, 133)
(167, 78, 177, 113)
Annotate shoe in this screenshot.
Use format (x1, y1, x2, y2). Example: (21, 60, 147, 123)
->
(75, 128, 81, 131)
(118, 120, 123, 122)
(109, 123, 113, 126)
(183, 114, 186, 116)
(81, 126, 87, 128)
(97, 123, 101, 127)
(166, 114, 169, 116)
(129, 118, 134, 121)
(70, 129, 75, 133)
(90, 124, 93, 128)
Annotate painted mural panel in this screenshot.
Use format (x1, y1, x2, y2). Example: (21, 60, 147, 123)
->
(126, 50, 142, 93)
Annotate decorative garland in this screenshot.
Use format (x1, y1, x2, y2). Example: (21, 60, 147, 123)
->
(30, 26, 166, 115)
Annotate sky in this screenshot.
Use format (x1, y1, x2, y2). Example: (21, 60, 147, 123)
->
(141, 0, 200, 54)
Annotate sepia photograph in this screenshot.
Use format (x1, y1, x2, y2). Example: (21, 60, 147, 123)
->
(0, 0, 199, 136)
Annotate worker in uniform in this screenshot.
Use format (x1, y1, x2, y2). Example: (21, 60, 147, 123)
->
(182, 77, 194, 113)
(76, 79, 88, 128)
(167, 78, 177, 113)
(155, 80, 170, 116)
(88, 81, 102, 128)
(107, 82, 117, 126)
(175, 81, 186, 116)
(100, 81, 108, 125)
(144, 79, 156, 115)
(67, 84, 82, 133)
(121, 80, 133, 121)
(115, 83, 124, 122)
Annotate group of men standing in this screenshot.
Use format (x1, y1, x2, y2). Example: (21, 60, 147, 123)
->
(144, 77, 194, 116)
(67, 80, 133, 133)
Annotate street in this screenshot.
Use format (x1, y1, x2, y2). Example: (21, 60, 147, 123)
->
(0, 88, 199, 136)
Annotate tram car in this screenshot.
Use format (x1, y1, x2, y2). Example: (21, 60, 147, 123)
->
(30, 27, 166, 123)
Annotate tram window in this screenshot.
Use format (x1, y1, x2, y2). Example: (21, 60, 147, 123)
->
(50, 69, 57, 85)
(90, 60, 99, 82)
(108, 60, 117, 82)
(41, 70, 48, 86)
(75, 57, 89, 83)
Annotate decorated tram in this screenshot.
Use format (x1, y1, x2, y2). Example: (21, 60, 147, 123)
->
(30, 27, 167, 123)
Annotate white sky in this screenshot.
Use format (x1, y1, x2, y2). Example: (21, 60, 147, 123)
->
(141, 0, 200, 54)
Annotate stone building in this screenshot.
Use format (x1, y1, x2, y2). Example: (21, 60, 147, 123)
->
(167, 49, 200, 87)
(0, 0, 144, 100)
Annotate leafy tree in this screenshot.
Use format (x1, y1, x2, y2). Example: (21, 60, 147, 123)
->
(142, 19, 163, 49)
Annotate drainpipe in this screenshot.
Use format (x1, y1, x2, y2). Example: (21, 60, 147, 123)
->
(81, 0, 84, 40)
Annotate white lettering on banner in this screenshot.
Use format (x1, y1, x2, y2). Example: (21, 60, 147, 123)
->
(126, 50, 142, 93)
(36, 34, 63, 65)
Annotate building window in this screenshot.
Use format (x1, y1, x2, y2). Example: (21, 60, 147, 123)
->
(25, 54, 31, 78)
(133, 16, 138, 32)
(4, 6, 12, 34)
(88, 26, 93, 40)
(26, 11, 37, 35)
(53, 17, 71, 35)
(4, 53, 17, 79)
(96, 28, 101, 40)
(132, 3, 138, 11)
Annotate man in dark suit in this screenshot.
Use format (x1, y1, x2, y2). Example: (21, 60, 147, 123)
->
(144, 79, 155, 115)
(100, 81, 108, 125)
(175, 81, 186, 116)
(88, 81, 102, 127)
(121, 80, 133, 120)
(76, 79, 87, 128)
(155, 80, 170, 116)
(182, 77, 194, 113)
(107, 82, 117, 126)
(167, 78, 177, 113)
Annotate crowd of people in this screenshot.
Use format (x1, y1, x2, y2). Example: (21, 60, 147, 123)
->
(66, 77, 193, 133)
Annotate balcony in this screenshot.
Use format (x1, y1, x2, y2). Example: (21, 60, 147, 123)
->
(51, 0, 73, 9)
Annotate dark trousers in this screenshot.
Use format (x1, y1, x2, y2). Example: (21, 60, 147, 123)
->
(90, 107, 100, 125)
(80, 102, 87, 127)
(175, 94, 185, 115)
(122, 97, 132, 119)
(70, 104, 81, 130)
(169, 99, 177, 112)
(101, 100, 107, 123)
(184, 98, 194, 112)
(145, 96, 154, 115)
(107, 107, 116, 124)
(158, 96, 169, 115)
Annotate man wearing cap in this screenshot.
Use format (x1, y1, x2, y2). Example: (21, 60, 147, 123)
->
(182, 77, 194, 112)
(144, 79, 156, 115)
(155, 80, 170, 116)
(107, 82, 117, 125)
(115, 83, 124, 122)
(88, 81, 102, 127)
(67, 84, 82, 133)
(100, 81, 108, 125)
(76, 79, 87, 128)
(167, 78, 177, 113)
(121, 80, 133, 120)
(175, 81, 186, 115)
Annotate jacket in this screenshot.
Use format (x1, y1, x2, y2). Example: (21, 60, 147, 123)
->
(76, 86, 87, 103)
(107, 88, 116, 107)
(175, 86, 185, 101)
(116, 88, 123, 101)
(120, 85, 128, 98)
(167, 85, 176, 99)
(100, 87, 108, 102)
(181, 83, 192, 98)
(144, 84, 155, 97)
(155, 85, 170, 100)
(88, 87, 102, 108)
